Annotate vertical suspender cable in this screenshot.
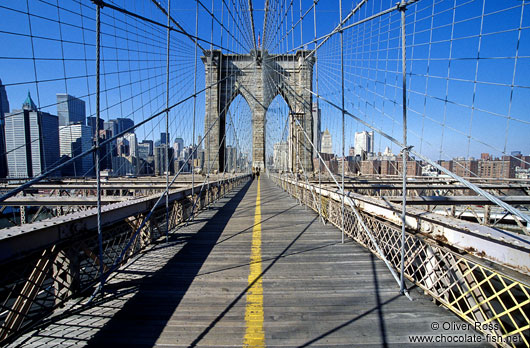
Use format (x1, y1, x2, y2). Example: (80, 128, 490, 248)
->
(299, 0, 303, 47)
(313, 0, 323, 224)
(165, 0, 171, 242)
(192, 0, 199, 219)
(399, 0, 408, 295)
(94, 1, 104, 295)
(340, 0, 345, 244)
(207, 0, 214, 208)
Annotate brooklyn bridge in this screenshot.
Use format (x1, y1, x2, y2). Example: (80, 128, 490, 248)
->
(0, 0, 528, 347)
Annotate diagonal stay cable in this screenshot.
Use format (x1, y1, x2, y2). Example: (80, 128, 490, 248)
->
(0, 59, 257, 204)
(260, 56, 530, 232)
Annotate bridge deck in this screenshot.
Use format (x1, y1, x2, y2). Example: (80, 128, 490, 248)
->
(11, 177, 486, 347)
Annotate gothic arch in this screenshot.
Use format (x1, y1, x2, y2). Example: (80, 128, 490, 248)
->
(202, 49, 314, 172)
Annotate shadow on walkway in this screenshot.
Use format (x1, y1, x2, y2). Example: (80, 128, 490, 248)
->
(85, 180, 253, 347)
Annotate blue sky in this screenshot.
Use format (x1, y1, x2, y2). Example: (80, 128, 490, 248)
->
(1, 0, 529, 162)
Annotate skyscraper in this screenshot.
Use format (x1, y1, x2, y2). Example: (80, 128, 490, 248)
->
(87, 116, 103, 138)
(173, 137, 184, 159)
(0, 79, 10, 178)
(116, 117, 134, 133)
(321, 129, 333, 155)
(98, 129, 113, 170)
(57, 94, 86, 126)
(273, 142, 288, 171)
(138, 142, 150, 161)
(160, 132, 170, 145)
(104, 120, 119, 136)
(154, 145, 174, 175)
(225, 145, 238, 172)
(124, 132, 138, 158)
(5, 92, 59, 178)
(59, 123, 94, 176)
(354, 131, 374, 158)
(139, 139, 153, 156)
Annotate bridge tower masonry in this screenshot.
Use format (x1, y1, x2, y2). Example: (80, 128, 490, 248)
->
(202, 49, 315, 173)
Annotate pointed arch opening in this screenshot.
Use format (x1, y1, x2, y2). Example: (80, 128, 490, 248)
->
(265, 94, 290, 172)
(224, 94, 252, 173)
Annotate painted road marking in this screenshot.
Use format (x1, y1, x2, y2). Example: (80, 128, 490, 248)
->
(243, 177, 265, 347)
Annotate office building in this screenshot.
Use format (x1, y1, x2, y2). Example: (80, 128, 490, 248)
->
(173, 137, 184, 159)
(123, 132, 138, 158)
(5, 92, 59, 178)
(225, 145, 237, 172)
(98, 129, 113, 170)
(354, 131, 374, 158)
(154, 145, 174, 175)
(273, 142, 288, 171)
(116, 135, 129, 157)
(139, 140, 153, 157)
(116, 117, 134, 133)
(57, 94, 86, 126)
(0, 79, 10, 178)
(160, 132, 170, 145)
(112, 156, 137, 176)
(321, 129, 333, 155)
(104, 120, 119, 136)
(138, 142, 150, 161)
(59, 123, 93, 176)
(87, 116, 104, 138)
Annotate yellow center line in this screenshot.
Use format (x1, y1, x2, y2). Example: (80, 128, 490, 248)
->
(244, 177, 265, 347)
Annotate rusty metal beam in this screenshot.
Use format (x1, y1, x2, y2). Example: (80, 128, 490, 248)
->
(0, 175, 250, 263)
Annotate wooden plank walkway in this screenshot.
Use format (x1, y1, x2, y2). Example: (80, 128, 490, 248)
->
(11, 177, 488, 347)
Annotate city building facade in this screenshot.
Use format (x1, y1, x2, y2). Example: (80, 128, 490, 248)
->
(56, 94, 86, 126)
(59, 123, 93, 176)
(5, 93, 59, 178)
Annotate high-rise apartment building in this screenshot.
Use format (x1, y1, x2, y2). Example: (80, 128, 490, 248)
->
(478, 156, 516, 179)
(453, 158, 479, 177)
(59, 123, 93, 176)
(57, 94, 86, 126)
(5, 92, 59, 178)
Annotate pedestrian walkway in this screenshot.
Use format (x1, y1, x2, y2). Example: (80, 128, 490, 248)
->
(11, 177, 487, 347)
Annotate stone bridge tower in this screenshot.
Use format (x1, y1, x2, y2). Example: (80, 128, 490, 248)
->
(202, 49, 315, 173)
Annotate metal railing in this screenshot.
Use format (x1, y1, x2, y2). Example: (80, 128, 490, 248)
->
(272, 173, 530, 348)
(0, 174, 250, 345)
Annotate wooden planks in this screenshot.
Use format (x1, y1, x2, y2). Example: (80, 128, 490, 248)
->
(10, 177, 489, 347)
